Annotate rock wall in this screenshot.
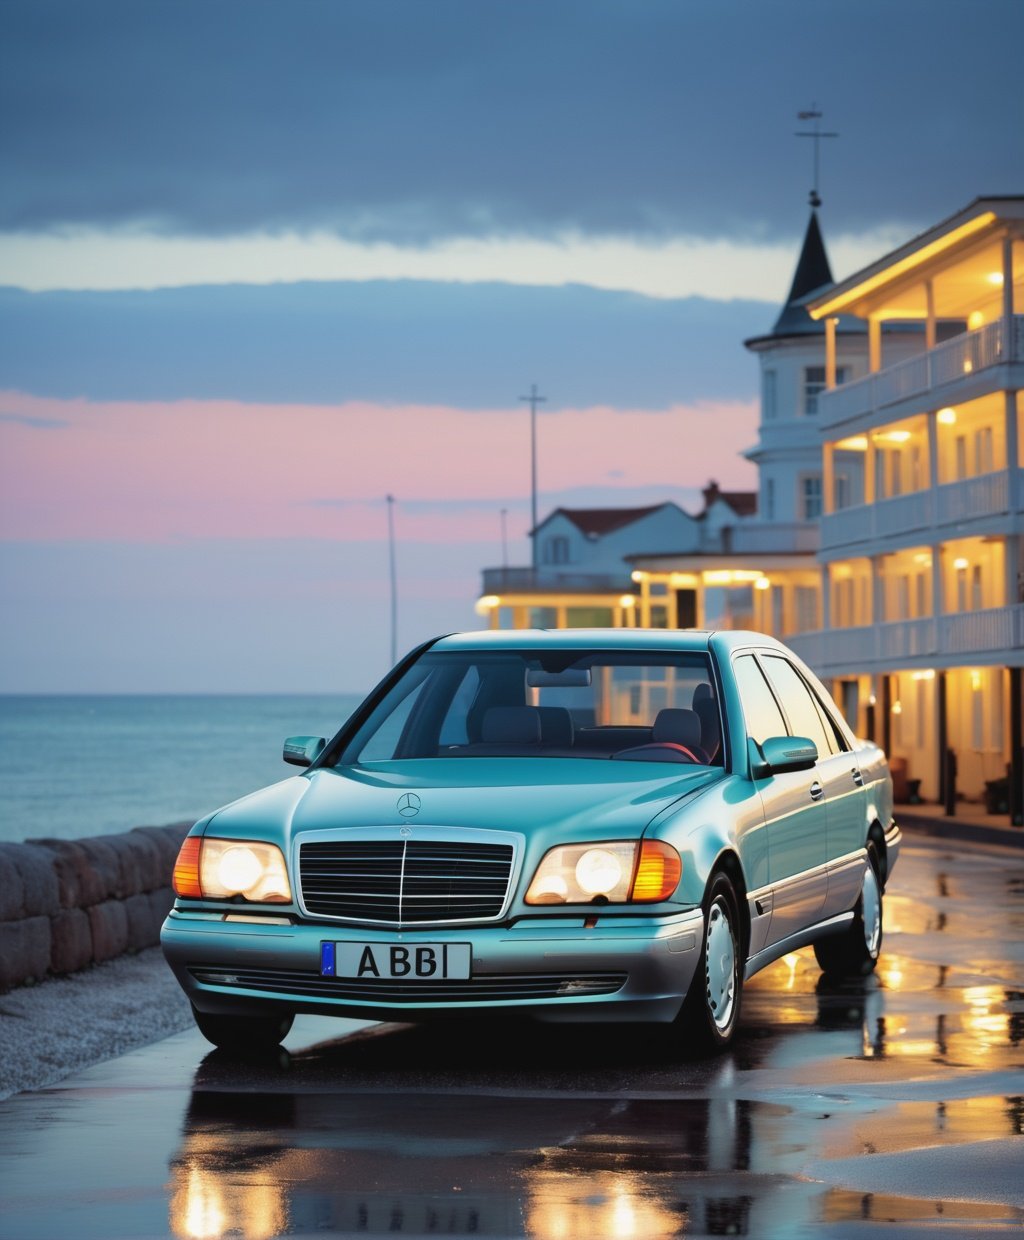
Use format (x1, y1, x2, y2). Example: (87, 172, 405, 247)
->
(0, 824, 190, 991)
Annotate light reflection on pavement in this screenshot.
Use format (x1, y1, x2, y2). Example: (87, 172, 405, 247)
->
(0, 839, 1022, 1239)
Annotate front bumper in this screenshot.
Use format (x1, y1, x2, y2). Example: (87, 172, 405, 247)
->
(161, 906, 704, 1025)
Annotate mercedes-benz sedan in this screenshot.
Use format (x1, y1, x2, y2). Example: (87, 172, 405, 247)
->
(162, 629, 899, 1053)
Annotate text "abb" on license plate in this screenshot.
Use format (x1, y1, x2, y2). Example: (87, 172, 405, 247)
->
(321, 941, 472, 980)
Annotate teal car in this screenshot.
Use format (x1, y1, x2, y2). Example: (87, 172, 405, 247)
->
(162, 629, 899, 1053)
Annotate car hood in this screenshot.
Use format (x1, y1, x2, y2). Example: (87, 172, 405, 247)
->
(203, 757, 721, 849)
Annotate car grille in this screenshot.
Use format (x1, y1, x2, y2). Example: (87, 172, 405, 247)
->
(189, 965, 627, 1003)
(298, 839, 515, 925)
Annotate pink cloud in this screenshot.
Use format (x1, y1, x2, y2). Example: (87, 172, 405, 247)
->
(0, 391, 757, 543)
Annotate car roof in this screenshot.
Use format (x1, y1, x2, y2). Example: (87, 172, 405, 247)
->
(431, 628, 793, 654)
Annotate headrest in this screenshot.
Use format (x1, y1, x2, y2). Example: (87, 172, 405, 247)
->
(692, 682, 714, 705)
(694, 697, 721, 756)
(652, 708, 702, 750)
(481, 706, 542, 745)
(536, 706, 574, 747)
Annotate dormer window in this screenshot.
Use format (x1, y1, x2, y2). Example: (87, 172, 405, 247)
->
(544, 535, 570, 565)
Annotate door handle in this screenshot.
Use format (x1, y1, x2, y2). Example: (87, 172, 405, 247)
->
(809, 781, 825, 801)
(852, 768, 864, 787)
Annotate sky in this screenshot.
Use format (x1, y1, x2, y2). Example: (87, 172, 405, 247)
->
(1, 0, 1022, 693)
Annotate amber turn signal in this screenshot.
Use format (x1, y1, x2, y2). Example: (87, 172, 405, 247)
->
(172, 836, 203, 899)
(629, 840, 682, 902)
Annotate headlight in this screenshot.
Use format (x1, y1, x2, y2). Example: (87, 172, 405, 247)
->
(172, 837, 292, 903)
(524, 840, 681, 905)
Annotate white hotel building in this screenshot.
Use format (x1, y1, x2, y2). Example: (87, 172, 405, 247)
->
(477, 195, 1023, 824)
(786, 196, 1023, 823)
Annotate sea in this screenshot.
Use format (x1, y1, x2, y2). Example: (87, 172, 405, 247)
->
(0, 694, 364, 844)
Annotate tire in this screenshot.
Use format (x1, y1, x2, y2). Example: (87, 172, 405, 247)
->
(678, 872, 743, 1052)
(191, 1004, 294, 1052)
(813, 851, 883, 978)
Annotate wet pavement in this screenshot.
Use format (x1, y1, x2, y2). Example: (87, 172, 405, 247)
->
(1, 838, 1022, 1239)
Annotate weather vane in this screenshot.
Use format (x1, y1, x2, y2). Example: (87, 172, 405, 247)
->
(795, 105, 838, 208)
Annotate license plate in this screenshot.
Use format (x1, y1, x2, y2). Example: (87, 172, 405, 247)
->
(321, 941, 472, 981)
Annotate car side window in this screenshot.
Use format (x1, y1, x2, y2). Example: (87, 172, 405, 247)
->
(733, 654, 787, 746)
(761, 656, 832, 760)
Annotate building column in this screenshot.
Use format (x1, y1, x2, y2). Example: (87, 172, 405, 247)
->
(869, 316, 882, 373)
(1006, 390, 1020, 516)
(882, 674, 892, 758)
(1010, 665, 1023, 827)
(871, 555, 885, 624)
(1003, 234, 1016, 324)
(825, 316, 838, 388)
(512, 605, 529, 630)
(937, 670, 948, 805)
(823, 441, 836, 514)
(490, 606, 501, 630)
(821, 565, 831, 632)
(639, 577, 651, 628)
(555, 604, 567, 630)
(864, 440, 877, 505)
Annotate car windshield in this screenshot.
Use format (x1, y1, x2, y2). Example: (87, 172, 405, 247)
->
(338, 649, 722, 766)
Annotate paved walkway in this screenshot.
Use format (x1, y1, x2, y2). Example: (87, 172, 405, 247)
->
(896, 799, 1024, 848)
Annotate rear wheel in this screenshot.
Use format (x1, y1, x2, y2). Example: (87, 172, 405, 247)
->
(678, 872, 742, 1052)
(191, 1004, 294, 1052)
(814, 852, 882, 978)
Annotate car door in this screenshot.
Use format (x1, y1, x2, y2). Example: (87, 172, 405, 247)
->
(732, 652, 828, 950)
(759, 655, 867, 923)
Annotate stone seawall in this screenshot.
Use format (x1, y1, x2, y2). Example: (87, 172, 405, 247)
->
(0, 824, 190, 992)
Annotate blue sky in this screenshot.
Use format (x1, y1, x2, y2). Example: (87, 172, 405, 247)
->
(1, 0, 1021, 693)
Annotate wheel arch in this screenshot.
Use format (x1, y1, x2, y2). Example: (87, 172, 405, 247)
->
(706, 849, 750, 961)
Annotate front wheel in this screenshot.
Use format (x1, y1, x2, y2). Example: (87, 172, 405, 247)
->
(678, 872, 743, 1052)
(814, 859, 882, 978)
(191, 1004, 294, 1052)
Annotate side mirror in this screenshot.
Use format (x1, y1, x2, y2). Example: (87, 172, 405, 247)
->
(749, 735, 818, 778)
(283, 735, 326, 768)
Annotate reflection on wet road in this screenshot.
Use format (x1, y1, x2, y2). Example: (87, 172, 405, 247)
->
(1, 840, 1022, 1238)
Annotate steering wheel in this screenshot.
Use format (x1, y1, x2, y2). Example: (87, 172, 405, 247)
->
(613, 742, 705, 764)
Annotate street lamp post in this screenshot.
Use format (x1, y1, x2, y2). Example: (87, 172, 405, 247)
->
(519, 384, 546, 570)
(386, 494, 397, 666)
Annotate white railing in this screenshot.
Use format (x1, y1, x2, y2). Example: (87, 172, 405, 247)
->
(879, 617, 935, 660)
(792, 605, 1024, 674)
(935, 471, 1010, 523)
(938, 606, 1023, 655)
(726, 522, 819, 553)
(820, 315, 1023, 428)
(821, 505, 871, 548)
(877, 489, 933, 536)
(823, 470, 1017, 553)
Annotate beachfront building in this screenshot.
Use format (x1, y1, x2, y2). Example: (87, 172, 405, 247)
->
(610, 206, 883, 645)
(786, 196, 1024, 821)
(476, 496, 755, 631)
(477, 205, 857, 638)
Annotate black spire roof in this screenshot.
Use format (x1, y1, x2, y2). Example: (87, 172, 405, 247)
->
(744, 205, 865, 349)
(770, 208, 833, 336)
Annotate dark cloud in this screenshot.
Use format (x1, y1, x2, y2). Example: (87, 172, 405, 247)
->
(0, 281, 767, 407)
(1, 0, 1021, 243)
(0, 411, 69, 428)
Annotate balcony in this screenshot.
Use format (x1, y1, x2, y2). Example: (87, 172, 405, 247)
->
(788, 604, 1024, 675)
(721, 522, 819, 553)
(480, 566, 632, 594)
(821, 470, 1014, 554)
(820, 315, 1024, 429)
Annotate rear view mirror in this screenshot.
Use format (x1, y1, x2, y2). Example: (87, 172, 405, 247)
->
(283, 735, 326, 767)
(749, 735, 817, 778)
(527, 668, 592, 688)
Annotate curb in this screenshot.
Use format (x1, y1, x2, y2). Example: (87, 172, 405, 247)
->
(896, 813, 1024, 851)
